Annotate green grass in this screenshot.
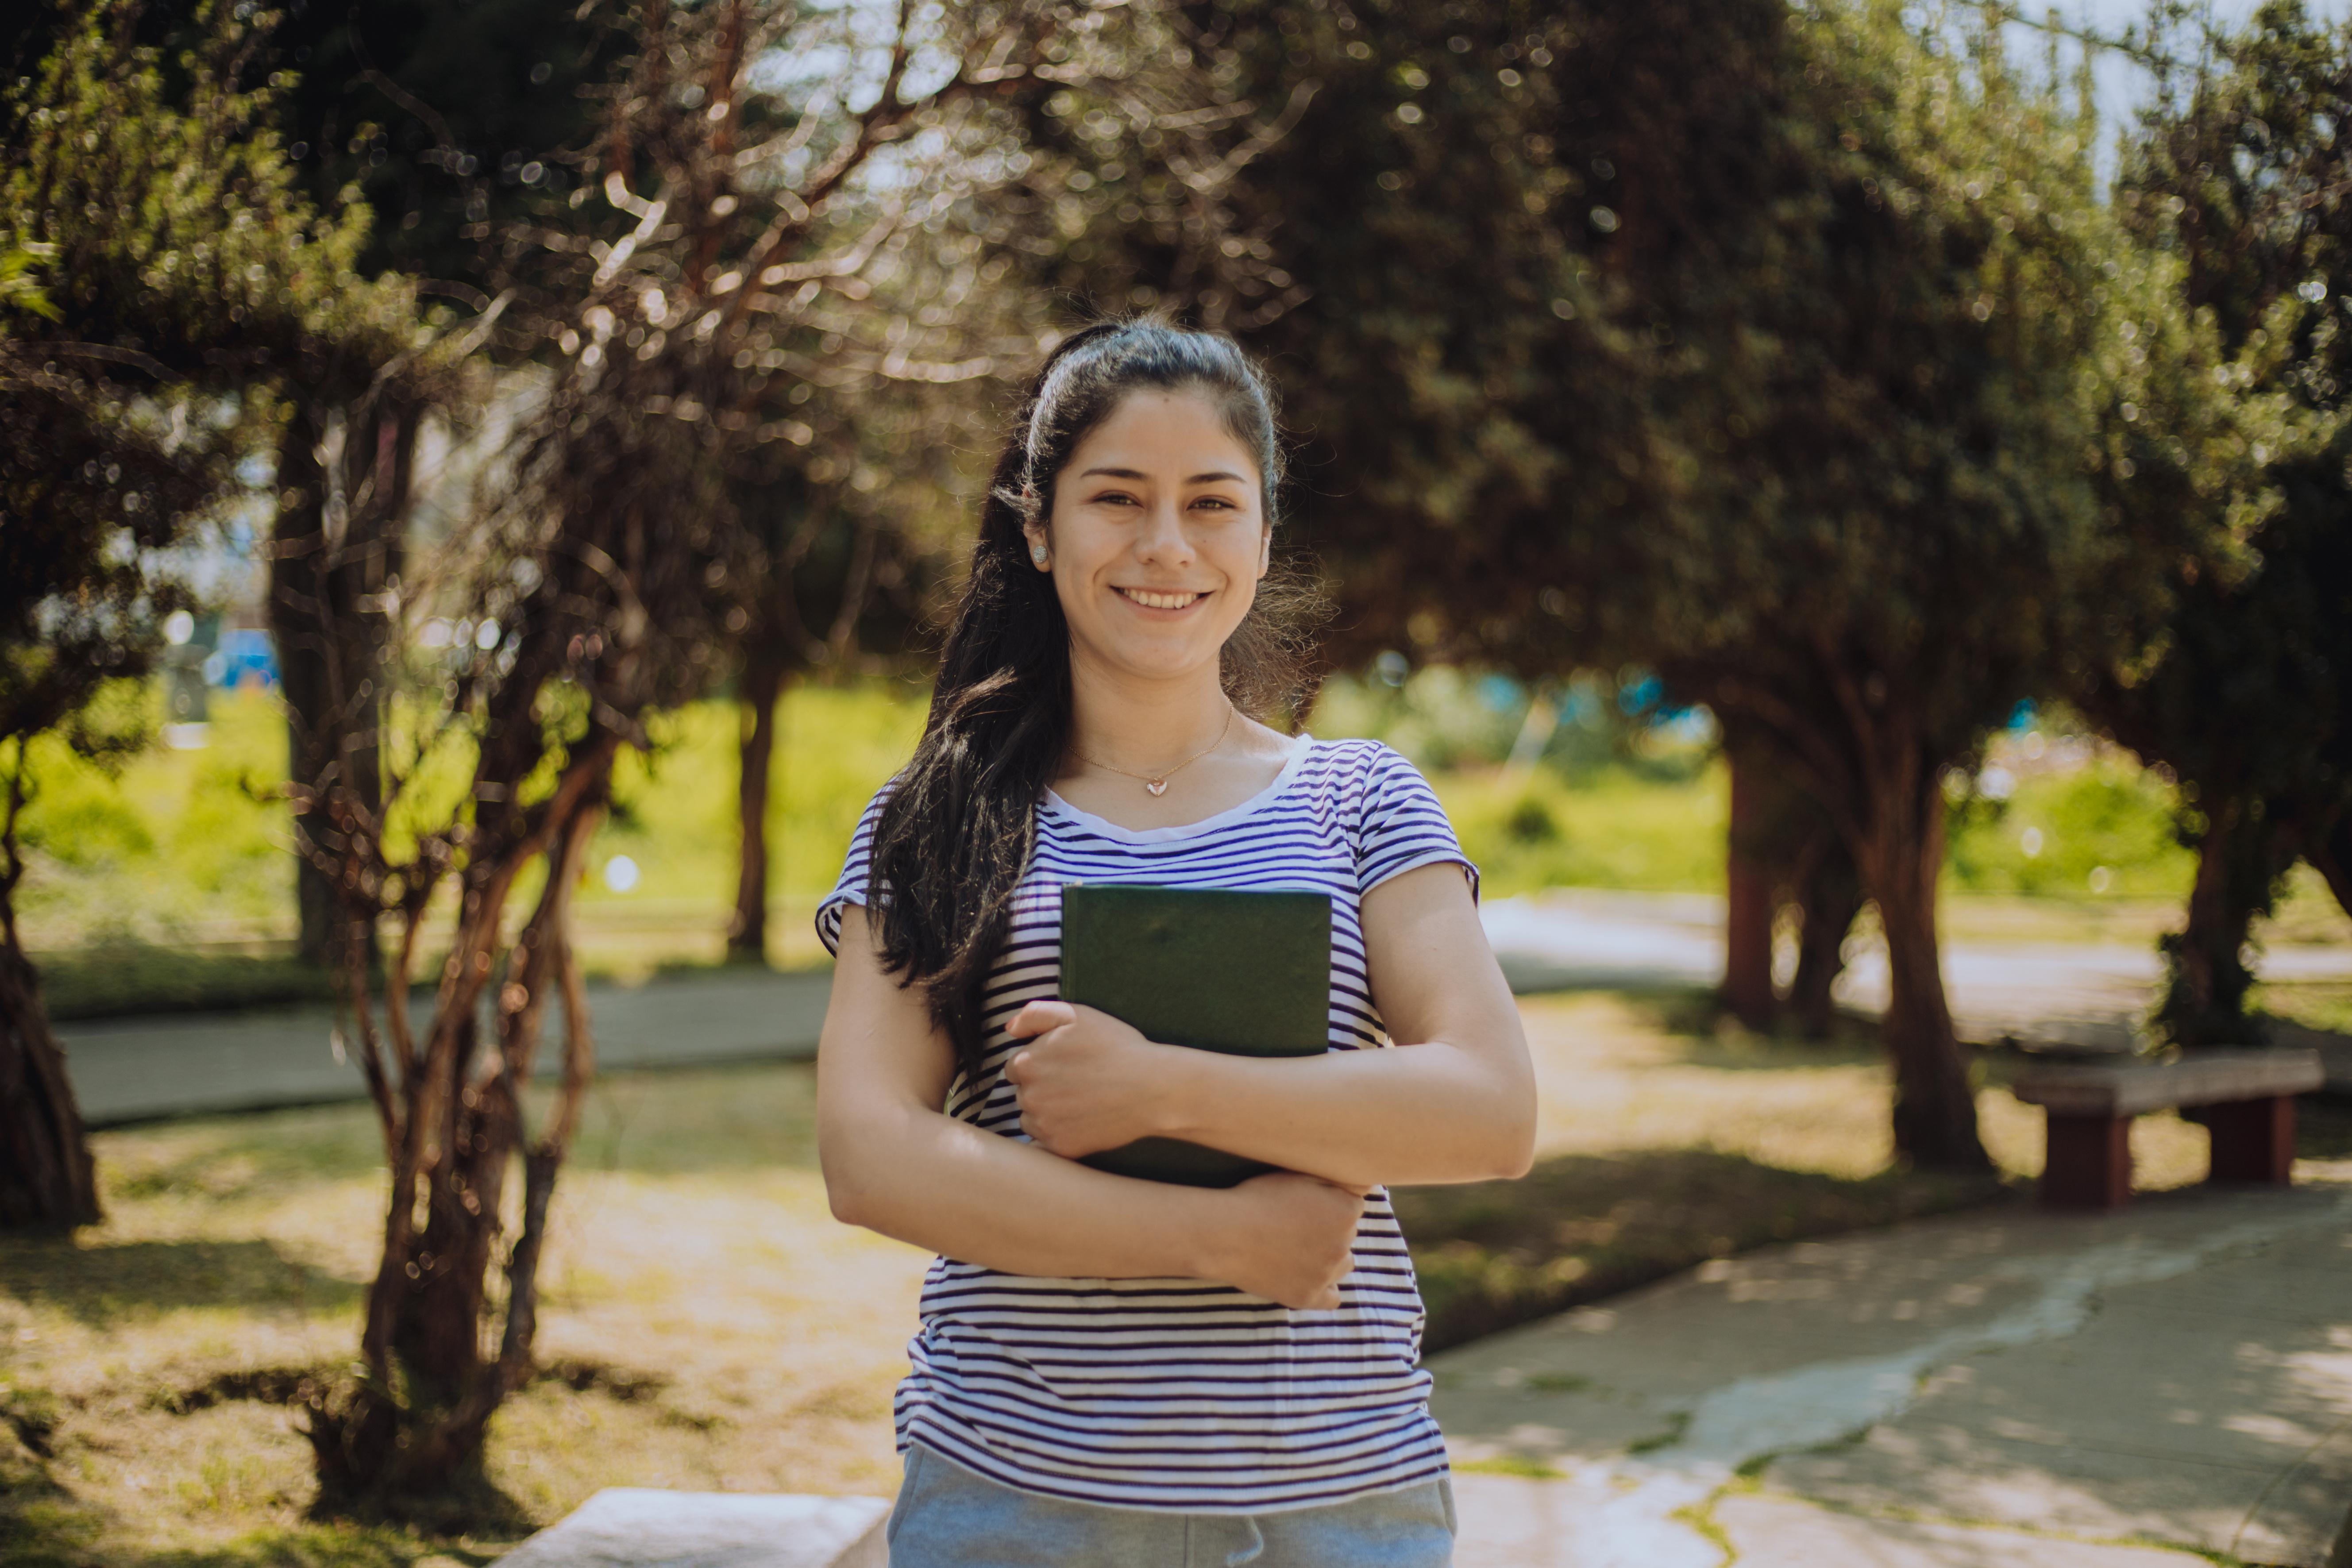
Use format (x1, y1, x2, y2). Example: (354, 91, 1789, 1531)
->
(36, 942, 341, 1021)
(19, 672, 2344, 1023)
(1945, 754, 2197, 898)
(1432, 763, 1730, 897)
(13, 683, 929, 1011)
(10, 983, 2347, 1560)
(0, 985, 2145, 1564)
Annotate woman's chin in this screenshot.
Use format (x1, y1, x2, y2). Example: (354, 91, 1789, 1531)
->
(1076, 630, 1234, 685)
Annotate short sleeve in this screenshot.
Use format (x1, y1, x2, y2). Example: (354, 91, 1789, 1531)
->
(1354, 743, 1480, 902)
(815, 786, 895, 957)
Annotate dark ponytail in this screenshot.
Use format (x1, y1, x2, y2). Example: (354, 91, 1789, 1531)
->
(866, 319, 1317, 1077)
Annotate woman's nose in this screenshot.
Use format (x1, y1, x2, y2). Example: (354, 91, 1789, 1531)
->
(1134, 499, 1195, 566)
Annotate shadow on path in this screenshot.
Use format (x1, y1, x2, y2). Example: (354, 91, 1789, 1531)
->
(1398, 1147, 2012, 1354)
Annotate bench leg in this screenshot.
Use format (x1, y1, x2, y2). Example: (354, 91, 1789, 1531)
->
(2043, 1113, 2132, 1210)
(2205, 1095, 2296, 1185)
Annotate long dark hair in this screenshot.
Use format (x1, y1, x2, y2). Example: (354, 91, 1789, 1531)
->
(867, 319, 1317, 1076)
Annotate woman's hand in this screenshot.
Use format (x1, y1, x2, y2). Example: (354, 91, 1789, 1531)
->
(1003, 1000, 1178, 1157)
(1205, 1172, 1368, 1310)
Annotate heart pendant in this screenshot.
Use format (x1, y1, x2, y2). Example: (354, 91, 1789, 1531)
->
(1146, 778, 1169, 796)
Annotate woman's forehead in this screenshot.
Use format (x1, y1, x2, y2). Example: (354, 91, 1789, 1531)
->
(1072, 389, 1261, 482)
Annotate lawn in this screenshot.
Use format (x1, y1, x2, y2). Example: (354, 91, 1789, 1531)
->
(12, 986, 2346, 1566)
(21, 674, 2343, 1024)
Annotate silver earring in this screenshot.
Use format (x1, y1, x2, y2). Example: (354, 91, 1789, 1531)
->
(1030, 542, 1049, 566)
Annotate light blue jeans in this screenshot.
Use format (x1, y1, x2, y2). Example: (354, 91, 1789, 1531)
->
(886, 1443, 1457, 1568)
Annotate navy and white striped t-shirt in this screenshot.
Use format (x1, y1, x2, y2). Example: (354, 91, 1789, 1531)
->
(816, 735, 1477, 1514)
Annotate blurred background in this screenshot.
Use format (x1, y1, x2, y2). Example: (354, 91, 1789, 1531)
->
(3, 0, 2351, 1563)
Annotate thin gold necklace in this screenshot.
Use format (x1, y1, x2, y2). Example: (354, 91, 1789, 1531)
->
(1070, 703, 1236, 797)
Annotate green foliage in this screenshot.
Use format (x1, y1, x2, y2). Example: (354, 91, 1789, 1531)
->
(6, 0, 414, 380)
(1945, 759, 2194, 897)
(16, 678, 2223, 989)
(2094, 0, 2352, 1039)
(1312, 669, 1533, 771)
(0, 0, 417, 962)
(10, 688, 293, 946)
(585, 684, 933, 909)
(1438, 765, 1730, 898)
(0, 238, 60, 321)
(1311, 666, 1700, 778)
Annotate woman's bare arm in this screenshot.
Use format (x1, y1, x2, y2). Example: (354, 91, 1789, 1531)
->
(1003, 861, 1535, 1189)
(816, 904, 1367, 1307)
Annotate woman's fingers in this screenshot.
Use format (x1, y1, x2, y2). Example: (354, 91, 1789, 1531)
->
(1005, 999, 1077, 1039)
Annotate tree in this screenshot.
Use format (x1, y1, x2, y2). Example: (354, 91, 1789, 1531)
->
(249, 0, 619, 967)
(0, 250, 212, 1230)
(1561, 8, 2226, 1167)
(286, 0, 1232, 1505)
(721, 406, 959, 961)
(717, 0, 1322, 961)
(1722, 729, 1863, 1037)
(2100, 0, 2352, 1044)
(0, 0, 417, 1229)
(0, 0, 631, 967)
(1052, 0, 2229, 1168)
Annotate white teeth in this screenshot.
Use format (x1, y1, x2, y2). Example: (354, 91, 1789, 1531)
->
(1121, 588, 1202, 610)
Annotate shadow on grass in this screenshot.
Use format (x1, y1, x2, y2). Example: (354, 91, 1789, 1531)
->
(1396, 1147, 2014, 1355)
(0, 1237, 365, 1327)
(2298, 1096, 2352, 1160)
(4, 1487, 516, 1568)
(1611, 985, 1889, 1069)
(1, 1380, 535, 1568)
(34, 939, 341, 1024)
(560, 1060, 822, 1175)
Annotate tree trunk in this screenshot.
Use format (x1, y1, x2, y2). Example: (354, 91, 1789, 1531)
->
(0, 935, 99, 1230)
(1721, 742, 1778, 1030)
(309, 775, 611, 1503)
(2303, 805, 2352, 928)
(2159, 792, 2290, 1048)
(273, 406, 336, 968)
(1853, 770, 1988, 1171)
(271, 400, 414, 970)
(1788, 827, 1862, 1040)
(727, 653, 787, 963)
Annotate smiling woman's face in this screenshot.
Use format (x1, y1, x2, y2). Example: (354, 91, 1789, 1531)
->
(1028, 387, 1269, 685)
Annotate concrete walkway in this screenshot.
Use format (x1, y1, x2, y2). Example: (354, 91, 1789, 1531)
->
(1435, 1178, 2352, 1567)
(1483, 890, 2352, 1056)
(61, 968, 833, 1126)
(57, 890, 2352, 1123)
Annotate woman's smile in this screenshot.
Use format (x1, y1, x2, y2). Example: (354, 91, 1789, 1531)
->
(1114, 586, 1211, 613)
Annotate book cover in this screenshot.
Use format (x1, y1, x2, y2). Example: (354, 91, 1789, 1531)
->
(1058, 882, 1331, 1188)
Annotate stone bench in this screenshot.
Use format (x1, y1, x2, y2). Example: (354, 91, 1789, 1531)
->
(497, 1489, 888, 1568)
(2011, 1047, 2323, 1210)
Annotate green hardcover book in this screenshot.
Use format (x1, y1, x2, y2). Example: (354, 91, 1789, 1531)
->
(1058, 882, 1332, 1188)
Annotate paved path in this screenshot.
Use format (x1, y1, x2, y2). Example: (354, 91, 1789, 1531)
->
(62, 968, 833, 1126)
(1435, 1178, 2352, 1567)
(1485, 890, 2352, 1064)
(57, 890, 2352, 1124)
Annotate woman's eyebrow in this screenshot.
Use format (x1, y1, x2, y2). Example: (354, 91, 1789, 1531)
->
(1075, 465, 1250, 485)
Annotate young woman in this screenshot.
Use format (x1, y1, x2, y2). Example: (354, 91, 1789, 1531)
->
(816, 320, 1535, 1566)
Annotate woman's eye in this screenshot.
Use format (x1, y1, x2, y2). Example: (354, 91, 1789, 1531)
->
(1092, 491, 1139, 506)
(1192, 496, 1235, 511)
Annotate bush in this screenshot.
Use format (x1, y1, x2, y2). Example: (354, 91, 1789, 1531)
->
(1946, 759, 2193, 898)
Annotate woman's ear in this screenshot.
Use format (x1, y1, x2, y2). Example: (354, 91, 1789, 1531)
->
(1025, 525, 1052, 571)
(1257, 527, 1272, 579)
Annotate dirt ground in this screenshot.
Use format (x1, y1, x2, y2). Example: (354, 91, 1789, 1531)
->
(5, 987, 2327, 1566)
